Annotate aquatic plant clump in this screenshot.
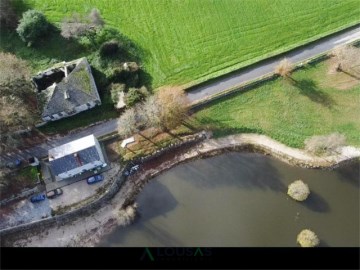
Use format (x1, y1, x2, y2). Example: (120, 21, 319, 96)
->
(287, 180, 310, 201)
(297, 229, 320, 247)
(117, 203, 138, 226)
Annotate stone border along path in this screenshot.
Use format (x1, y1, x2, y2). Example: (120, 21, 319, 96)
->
(2, 132, 359, 246)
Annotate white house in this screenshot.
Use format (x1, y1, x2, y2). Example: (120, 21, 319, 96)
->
(48, 135, 106, 181)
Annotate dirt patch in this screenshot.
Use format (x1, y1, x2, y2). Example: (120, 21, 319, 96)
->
(0, 167, 39, 201)
(104, 141, 121, 162)
(322, 58, 360, 90)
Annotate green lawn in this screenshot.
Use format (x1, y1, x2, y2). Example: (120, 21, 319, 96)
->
(18, 166, 39, 182)
(194, 61, 360, 148)
(5, 0, 360, 88)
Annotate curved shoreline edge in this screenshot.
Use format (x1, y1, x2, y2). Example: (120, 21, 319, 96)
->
(2, 133, 359, 246)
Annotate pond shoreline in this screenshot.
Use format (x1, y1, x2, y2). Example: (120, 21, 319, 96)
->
(3, 133, 359, 247)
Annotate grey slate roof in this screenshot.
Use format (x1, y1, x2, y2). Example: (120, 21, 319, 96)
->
(50, 146, 100, 176)
(39, 58, 100, 118)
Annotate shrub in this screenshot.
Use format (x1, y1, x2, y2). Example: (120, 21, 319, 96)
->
(99, 40, 119, 57)
(16, 10, 50, 46)
(304, 133, 346, 155)
(61, 8, 104, 40)
(274, 58, 295, 82)
(287, 180, 310, 201)
(117, 203, 137, 226)
(297, 229, 320, 247)
(124, 88, 143, 107)
(110, 83, 126, 109)
(110, 83, 126, 104)
(138, 86, 150, 97)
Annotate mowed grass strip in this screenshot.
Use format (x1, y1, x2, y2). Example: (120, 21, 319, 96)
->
(194, 61, 360, 148)
(12, 0, 360, 88)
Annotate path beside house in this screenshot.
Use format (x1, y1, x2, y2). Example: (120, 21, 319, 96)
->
(1, 119, 118, 163)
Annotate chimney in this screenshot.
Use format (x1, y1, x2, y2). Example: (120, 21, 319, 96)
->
(64, 90, 70, 100)
(74, 153, 82, 166)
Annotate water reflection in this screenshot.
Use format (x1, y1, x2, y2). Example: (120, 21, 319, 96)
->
(178, 153, 286, 192)
(105, 181, 181, 246)
(99, 153, 359, 247)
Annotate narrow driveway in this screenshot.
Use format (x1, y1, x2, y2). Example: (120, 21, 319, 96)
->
(1, 25, 359, 162)
(1, 119, 117, 162)
(187, 25, 360, 102)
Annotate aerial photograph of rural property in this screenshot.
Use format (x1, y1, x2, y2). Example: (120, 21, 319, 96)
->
(0, 0, 359, 250)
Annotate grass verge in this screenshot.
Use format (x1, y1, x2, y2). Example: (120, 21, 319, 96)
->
(195, 59, 360, 148)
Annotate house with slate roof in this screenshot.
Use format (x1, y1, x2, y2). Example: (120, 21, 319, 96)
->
(48, 134, 106, 181)
(32, 57, 101, 122)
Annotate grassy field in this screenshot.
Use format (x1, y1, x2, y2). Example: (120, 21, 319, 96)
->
(5, 0, 360, 89)
(194, 59, 360, 148)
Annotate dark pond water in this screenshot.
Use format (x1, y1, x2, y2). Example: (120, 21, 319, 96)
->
(99, 153, 359, 247)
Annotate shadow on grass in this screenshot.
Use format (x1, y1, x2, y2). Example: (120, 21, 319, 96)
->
(341, 70, 360, 80)
(11, 0, 32, 15)
(165, 130, 183, 142)
(294, 79, 336, 108)
(138, 132, 159, 147)
(194, 116, 263, 138)
(0, 27, 86, 71)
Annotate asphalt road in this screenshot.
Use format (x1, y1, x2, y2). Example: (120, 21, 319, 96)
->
(2, 25, 359, 163)
(187, 25, 360, 102)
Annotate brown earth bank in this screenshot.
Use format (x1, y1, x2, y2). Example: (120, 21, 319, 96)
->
(1, 133, 359, 247)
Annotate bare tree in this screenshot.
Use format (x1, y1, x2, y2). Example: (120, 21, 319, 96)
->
(331, 45, 360, 76)
(60, 8, 104, 39)
(117, 107, 139, 138)
(155, 86, 190, 130)
(274, 58, 295, 82)
(141, 95, 162, 129)
(0, 53, 37, 151)
(0, 53, 30, 84)
(88, 8, 104, 27)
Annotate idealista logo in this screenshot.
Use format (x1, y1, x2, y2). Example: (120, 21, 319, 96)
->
(140, 247, 212, 261)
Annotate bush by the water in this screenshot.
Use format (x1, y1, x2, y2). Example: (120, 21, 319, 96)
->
(297, 229, 320, 247)
(305, 133, 346, 155)
(287, 180, 310, 201)
(117, 203, 137, 226)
